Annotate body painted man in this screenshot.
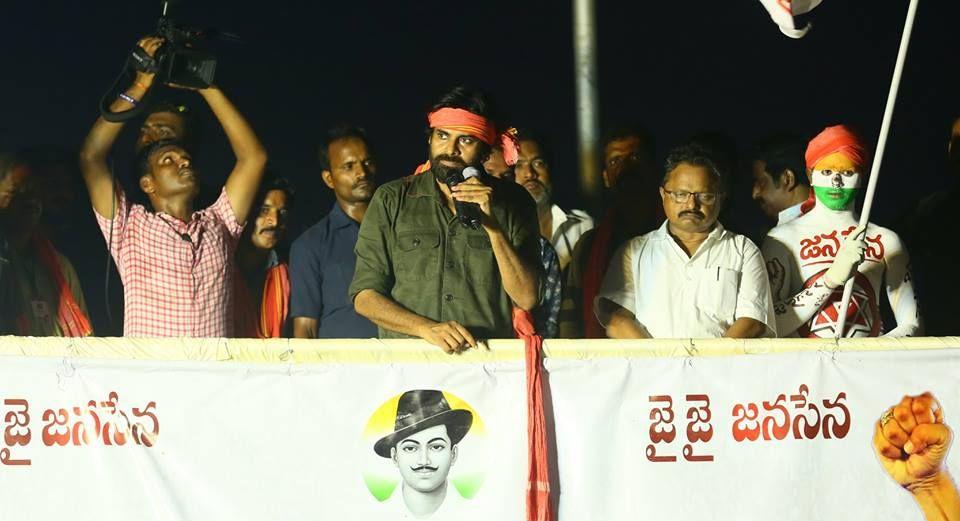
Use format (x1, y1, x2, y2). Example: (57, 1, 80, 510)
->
(762, 125, 921, 338)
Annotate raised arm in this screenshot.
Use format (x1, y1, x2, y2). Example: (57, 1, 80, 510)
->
(199, 87, 267, 224)
(78, 37, 162, 218)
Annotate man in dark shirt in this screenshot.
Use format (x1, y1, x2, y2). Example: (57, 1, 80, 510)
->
(559, 126, 659, 338)
(349, 87, 540, 352)
(289, 126, 378, 338)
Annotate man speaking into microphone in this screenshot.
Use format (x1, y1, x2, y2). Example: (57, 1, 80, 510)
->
(350, 86, 540, 352)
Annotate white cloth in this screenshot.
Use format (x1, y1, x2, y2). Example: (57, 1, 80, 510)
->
(548, 204, 594, 270)
(596, 221, 776, 338)
(757, 0, 824, 38)
(382, 483, 469, 520)
(777, 200, 806, 226)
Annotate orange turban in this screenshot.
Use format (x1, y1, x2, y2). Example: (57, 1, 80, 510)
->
(805, 125, 868, 170)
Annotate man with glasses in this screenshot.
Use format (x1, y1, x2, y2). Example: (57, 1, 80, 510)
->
(594, 143, 775, 339)
(762, 125, 920, 338)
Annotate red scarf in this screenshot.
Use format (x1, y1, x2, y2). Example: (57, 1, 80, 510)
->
(581, 210, 617, 338)
(20, 236, 93, 337)
(513, 308, 553, 521)
(235, 263, 290, 338)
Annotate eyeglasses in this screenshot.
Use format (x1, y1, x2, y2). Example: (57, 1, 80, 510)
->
(663, 189, 720, 205)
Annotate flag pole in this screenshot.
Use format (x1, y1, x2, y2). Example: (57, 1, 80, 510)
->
(835, 0, 920, 338)
(573, 0, 601, 206)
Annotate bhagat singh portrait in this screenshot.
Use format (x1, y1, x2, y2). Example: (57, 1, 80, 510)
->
(374, 389, 474, 519)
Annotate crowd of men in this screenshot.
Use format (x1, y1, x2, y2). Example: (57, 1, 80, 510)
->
(2, 36, 956, 349)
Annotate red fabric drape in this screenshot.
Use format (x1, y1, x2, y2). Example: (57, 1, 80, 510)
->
(581, 210, 617, 338)
(234, 263, 290, 339)
(29, 236, 92, 337)
(513, 308, 553, 521)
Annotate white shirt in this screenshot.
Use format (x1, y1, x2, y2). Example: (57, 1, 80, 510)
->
(596, 221, 776, 338)
(548, 204, 594, 270)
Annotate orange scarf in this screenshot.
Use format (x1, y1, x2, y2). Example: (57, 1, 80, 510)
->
(235, 263, 290, 338)
(27, 236, 92, 337)
(513, 308, 553, 521)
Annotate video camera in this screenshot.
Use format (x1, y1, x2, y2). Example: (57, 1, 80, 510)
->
(101, 1, 237, 122)
(130, 1, 219, 89)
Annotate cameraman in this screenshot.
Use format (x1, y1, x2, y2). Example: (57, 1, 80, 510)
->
(78, 36, 267, 337)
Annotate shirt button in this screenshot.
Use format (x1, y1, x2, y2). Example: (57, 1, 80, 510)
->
(445, 261, 455, 269)
(444, 294, 454, 302)
(412, 238, 421, 246)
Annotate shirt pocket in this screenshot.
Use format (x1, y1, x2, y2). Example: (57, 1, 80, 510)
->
(395, 230, 441, 282)
(465, 233, 496, 286)
(694, 267, 739, 323)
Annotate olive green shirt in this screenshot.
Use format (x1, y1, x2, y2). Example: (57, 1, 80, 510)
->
(349, 170, 540, 339)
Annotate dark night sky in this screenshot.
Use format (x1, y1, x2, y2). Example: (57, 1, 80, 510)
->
(1, 0, 957, 334)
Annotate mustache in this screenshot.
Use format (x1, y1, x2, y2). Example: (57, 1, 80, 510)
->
(679, 210, 704, 219)
(410, 464, 439, 472)
(433, 155, 467, 168)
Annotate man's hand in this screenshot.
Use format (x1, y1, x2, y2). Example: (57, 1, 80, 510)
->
(451, 177, 497, 228)
(824, 224, 867, 288)
(873, 393, 952, 489)
(417, 321, 477, 354)
(133, 36, 164, 90)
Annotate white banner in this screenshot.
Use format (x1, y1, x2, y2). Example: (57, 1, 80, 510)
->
(0, 339, 529, 521)
(548, 341, 960, 520)
(1, 337, 959, 520)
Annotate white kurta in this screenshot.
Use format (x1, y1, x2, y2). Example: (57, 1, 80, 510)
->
(596, 221, 776, 338)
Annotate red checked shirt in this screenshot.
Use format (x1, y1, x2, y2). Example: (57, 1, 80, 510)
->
(96, 188, 244, 337)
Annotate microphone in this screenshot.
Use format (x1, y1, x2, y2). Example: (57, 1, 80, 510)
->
(445, 166, 483, 230)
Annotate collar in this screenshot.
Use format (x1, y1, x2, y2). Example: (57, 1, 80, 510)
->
(777, 201, 805, 226)
(328, 202, 359, 230)
(549, 204, 569, 236)
(264, 249, 280, 270)
(406, 169, 441, 199)
(651, 219, 727, 242)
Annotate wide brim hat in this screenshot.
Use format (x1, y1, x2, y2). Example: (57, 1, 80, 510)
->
(374, 390, 473, 458)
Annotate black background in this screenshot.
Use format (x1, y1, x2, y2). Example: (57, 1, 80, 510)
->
(2, 1, 957, 334)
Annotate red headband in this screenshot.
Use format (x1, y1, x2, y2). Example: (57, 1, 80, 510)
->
(428, 108, 497, 146)
(805, 125, 867, 170)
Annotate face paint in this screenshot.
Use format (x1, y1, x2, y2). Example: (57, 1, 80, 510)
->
(811, 169, 860, 211)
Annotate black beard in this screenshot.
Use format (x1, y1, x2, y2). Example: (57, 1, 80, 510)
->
(431, 155, 468, 184)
